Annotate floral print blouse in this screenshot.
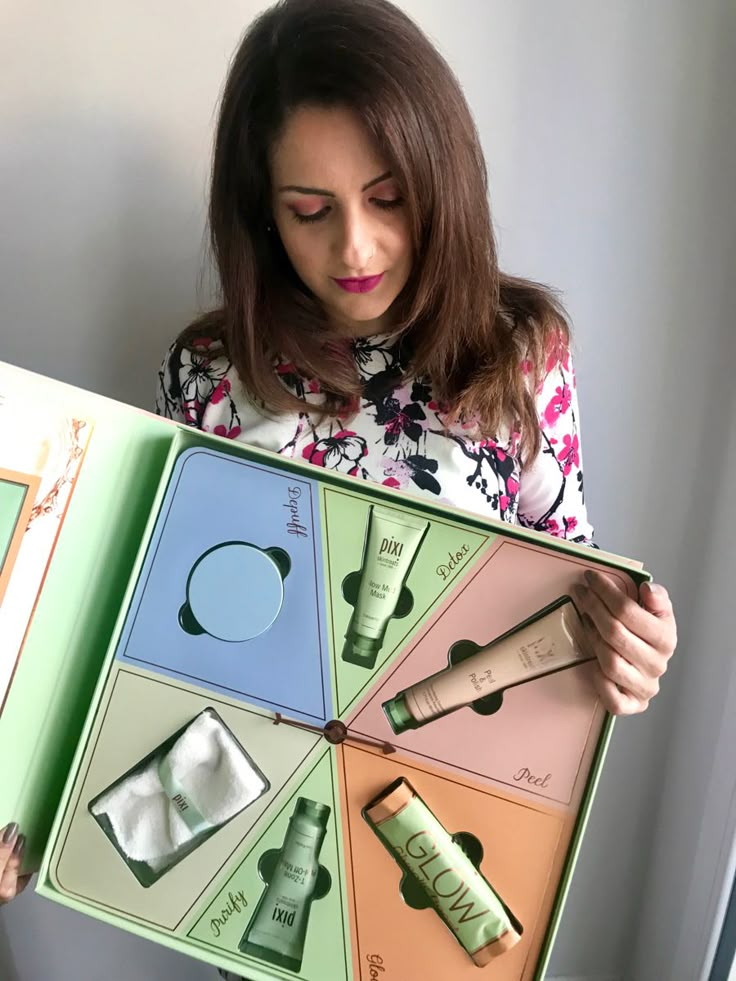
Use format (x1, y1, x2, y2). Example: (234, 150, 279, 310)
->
(155, 334, 595, 546)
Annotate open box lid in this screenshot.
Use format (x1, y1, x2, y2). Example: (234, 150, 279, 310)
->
(0, 361, 178, 866)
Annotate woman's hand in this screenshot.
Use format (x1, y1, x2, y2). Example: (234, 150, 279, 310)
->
(0, 823, 31, 904)
(574, 571, 677, 715)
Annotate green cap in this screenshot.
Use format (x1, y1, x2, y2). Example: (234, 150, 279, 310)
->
(342, 633, 380, 670)
(293, 796, 331, 830)
(382, 693, 418, 735)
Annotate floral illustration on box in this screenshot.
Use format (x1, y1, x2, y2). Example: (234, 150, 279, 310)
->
(26, 418, 88, 522)
(0, 405, 92, 715)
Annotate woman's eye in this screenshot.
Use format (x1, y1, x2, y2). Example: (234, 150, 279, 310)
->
(291, 206, 330, 224)
(372, 196, 404, 211)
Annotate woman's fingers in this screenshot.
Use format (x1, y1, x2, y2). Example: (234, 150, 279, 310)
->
(581, 570, 676, 653)
(0, 824, 27, 904)
(576, 585, 662, 683)
(589, 663, 650, 716)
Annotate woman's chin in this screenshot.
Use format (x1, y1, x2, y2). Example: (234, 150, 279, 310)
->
(325, 294, 402, 337)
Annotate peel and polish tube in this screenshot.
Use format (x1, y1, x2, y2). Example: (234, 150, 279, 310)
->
(364, 777, 521, 967)
(239, 797, 330, 972)
(384, 598, 591, 734)
(342, 505, 429, 670)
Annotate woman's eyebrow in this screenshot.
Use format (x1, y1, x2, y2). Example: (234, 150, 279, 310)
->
(277, 170, 392, 196)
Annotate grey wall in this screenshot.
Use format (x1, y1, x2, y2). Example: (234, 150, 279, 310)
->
(1, 2, 734, 980)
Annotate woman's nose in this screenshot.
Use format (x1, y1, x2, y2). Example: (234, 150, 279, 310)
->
(337, 209, 376, 272)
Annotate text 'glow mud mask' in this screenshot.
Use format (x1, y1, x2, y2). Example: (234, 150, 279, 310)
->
(383, 597, 592, 734)
(239, 797, 331, 972)
(364, 777, 522, 967)
(178, 541, 291, 642)
(342, 505, 429, 670)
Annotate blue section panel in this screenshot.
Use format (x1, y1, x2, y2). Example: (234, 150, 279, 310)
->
(117, 447, 330, 723)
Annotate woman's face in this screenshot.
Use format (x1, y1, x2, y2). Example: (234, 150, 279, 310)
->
(270, 105, 413, 338)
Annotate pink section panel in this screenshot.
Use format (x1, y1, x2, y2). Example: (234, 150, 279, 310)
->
(348, 539, 628, 805)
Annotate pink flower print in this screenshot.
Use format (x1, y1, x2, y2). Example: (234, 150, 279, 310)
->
(192, 336, 213, 350)
(544, 518, 561, 536)
(382, 402, 427, 444)
(544, 333, 571, 374)
(182, 399, 202, 424)
(500, 494, 510, 512)
(380, 458, 412, 489)
(558, 433, 580, 475)
(210, 377, 232, 405)
(520, 359, 533, 375)
(302, 430, 368, 475)
(308, 379, 321, 394)
(543, 384, 572, 428)
(336, 396, 361, 420)
(565, 516, 578, 534)
(507, 476, 520, 496)
(213, 424, 242, 440)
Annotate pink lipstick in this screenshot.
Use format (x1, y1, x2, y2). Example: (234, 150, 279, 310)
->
(332, 273, 384, 293)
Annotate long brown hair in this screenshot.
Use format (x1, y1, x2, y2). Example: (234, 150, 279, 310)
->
(182, 0, 570, 460)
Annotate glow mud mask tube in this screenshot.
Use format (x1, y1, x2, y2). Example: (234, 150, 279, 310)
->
(384, 597, 592, 734)
(342, 505, 430, 669)
(364, 777, 521, 966)
(239, 797, 330, 972)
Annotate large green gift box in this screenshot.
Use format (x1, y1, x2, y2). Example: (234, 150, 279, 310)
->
(0, 359, 646, 980)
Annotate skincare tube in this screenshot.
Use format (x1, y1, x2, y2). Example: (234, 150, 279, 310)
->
(239, 797, 330, 972)
(364, 777, 521, 966)
(342, 505, 430, 670)
(384, 597, 591, 734)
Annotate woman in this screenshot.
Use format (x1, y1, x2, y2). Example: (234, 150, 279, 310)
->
(157, 0, 677, 728)
(2, 0, 677, 948)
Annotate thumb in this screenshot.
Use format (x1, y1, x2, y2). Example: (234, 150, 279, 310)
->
(640, 581, 672, 617)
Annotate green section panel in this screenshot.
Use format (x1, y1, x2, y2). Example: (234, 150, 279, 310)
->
(47, 669, 325, 928)
(187, 747, 350, 981)
(322, 487, 493, 718)
(0, 478, 26, 569)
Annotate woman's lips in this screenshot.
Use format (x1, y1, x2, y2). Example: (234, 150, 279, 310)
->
(332, 273, 385, 293)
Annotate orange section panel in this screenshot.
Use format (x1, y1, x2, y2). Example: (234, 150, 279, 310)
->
(337, 744, 575, 981)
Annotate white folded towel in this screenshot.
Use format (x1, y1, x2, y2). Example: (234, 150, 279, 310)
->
(91, 710, 268, 873)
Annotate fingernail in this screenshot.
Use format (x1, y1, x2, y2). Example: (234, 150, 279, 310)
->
(2, 823, 18, 845)
(584, 570, 596, 586)
(644, 581, 660, 595)
(12, 834, 25, 858)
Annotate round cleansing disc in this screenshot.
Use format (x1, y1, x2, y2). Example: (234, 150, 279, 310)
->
(182, 542, 285, 642)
